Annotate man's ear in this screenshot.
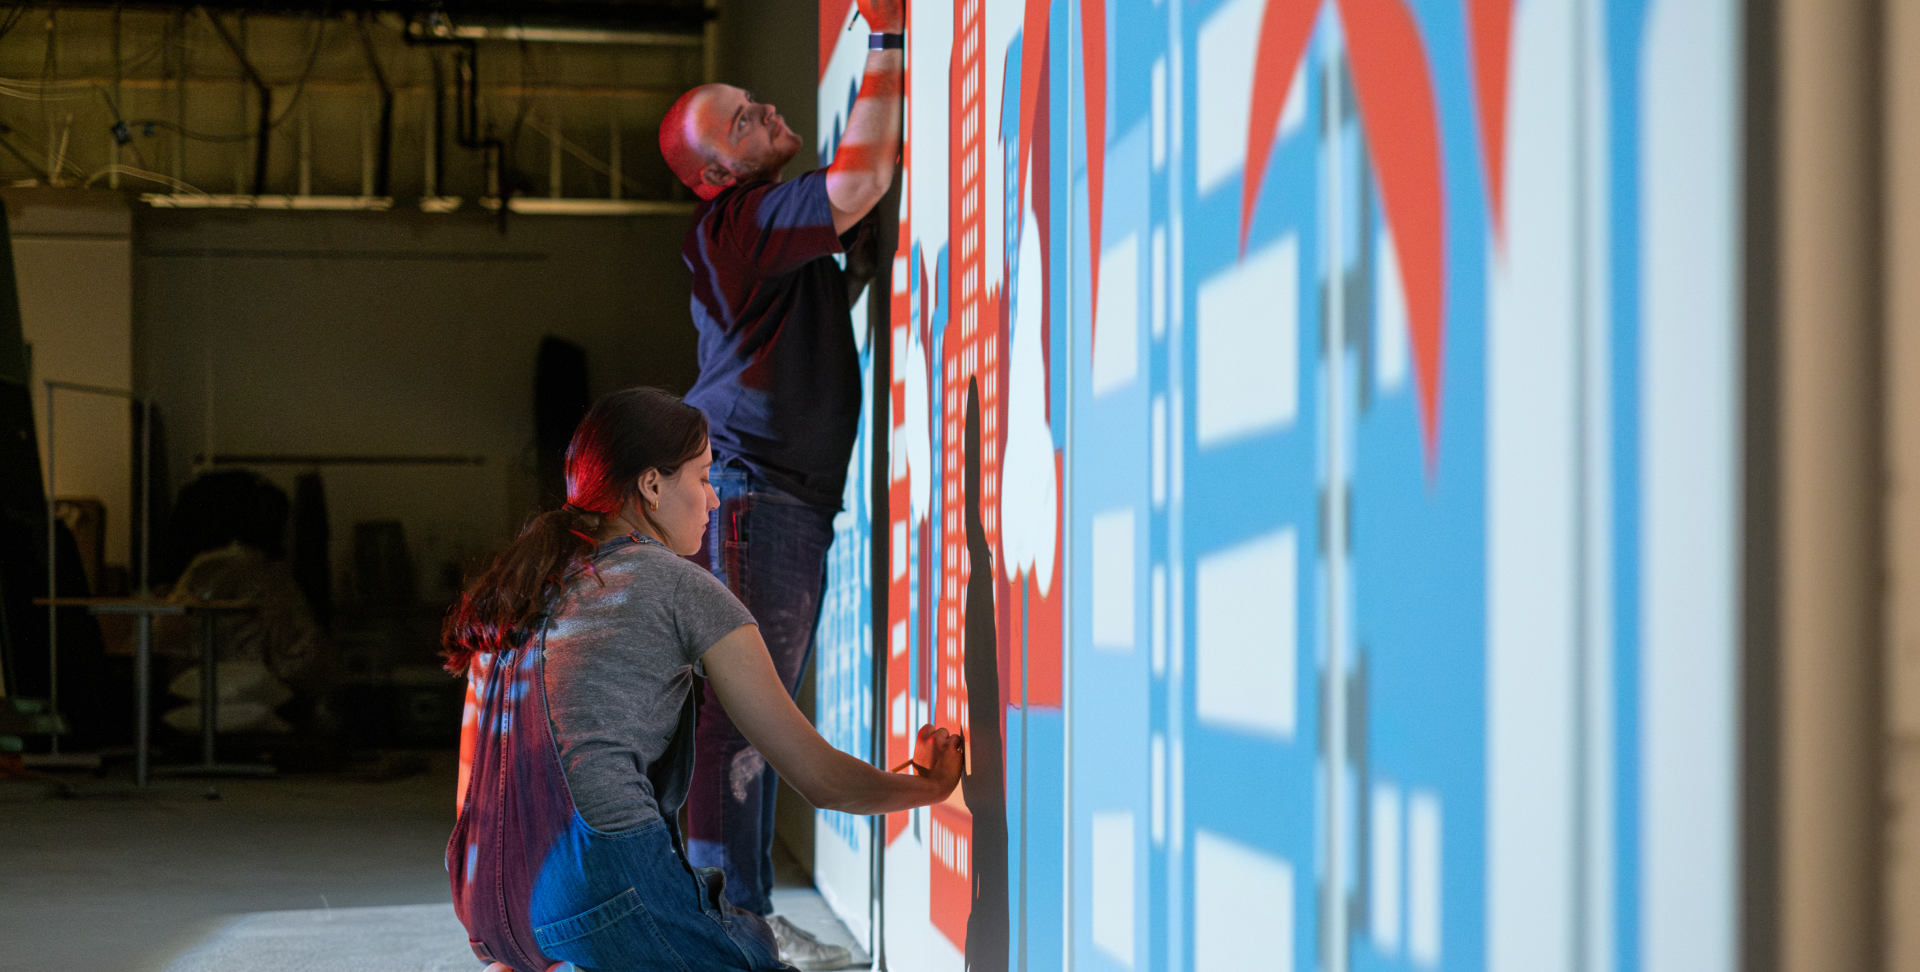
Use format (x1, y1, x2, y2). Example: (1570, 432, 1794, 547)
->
(701, 161, 736, 189)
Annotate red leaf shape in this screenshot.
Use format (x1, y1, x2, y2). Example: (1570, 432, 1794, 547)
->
(1240, 0, 1319, 254)
(1466, 0, 1513, 242)
(1336, 0, 1446, 465)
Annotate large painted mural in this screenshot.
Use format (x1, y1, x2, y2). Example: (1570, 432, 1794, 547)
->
(812, 0, 1742, 970)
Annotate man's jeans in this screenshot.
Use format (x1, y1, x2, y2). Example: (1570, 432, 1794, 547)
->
(687, 461, 836, 917)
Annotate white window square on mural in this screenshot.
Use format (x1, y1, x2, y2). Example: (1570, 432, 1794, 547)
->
(1150, 733, 1167, 845)
(1092, 810, 1136, 968)
(1151, 225, 1168, 339)
(1194, 0, 1263, 196)
(1195, 829, 1292, 972)
(1150, 562, 1168, 675)
(1091, 509, 1136, 651)
(1197, 234, 1299, 447)
(1371, 781, 1404, 952)
(1093, 232, 1141, 397)
(1195, 527, 1297, 737)
(1279, 54, 1309, 139)
(1171, 736, 1185, 852)
(1374, 227, 1411, 392)
(1408, 790, 1443, 968)
(1151, 58, 1168, 171)
(1151, 395, 1168, 507)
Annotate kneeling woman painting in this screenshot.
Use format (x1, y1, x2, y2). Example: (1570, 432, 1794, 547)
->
(444, 386, 961, 972)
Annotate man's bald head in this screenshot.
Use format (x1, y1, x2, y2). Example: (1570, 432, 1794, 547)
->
(659, 83, 802, 200)
(659, 85, 718, 194)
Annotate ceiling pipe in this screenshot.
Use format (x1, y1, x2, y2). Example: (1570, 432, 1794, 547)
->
(404, 16, 516, 226)
(202, 8, 270, 195)
(355, 12, 392, 197)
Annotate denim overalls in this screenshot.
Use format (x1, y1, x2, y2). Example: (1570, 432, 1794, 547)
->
(447, 535, 788, 972)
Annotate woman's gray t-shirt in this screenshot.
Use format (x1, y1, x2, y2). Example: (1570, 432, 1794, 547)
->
(539, 537, 754, 833)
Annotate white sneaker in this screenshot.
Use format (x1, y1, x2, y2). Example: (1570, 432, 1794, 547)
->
(768, 914, 855, 971)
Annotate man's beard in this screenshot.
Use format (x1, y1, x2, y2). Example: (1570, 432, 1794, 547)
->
(731, 140, 798, 182)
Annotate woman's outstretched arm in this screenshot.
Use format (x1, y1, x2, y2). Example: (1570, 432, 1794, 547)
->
(702, 624, 963, 814)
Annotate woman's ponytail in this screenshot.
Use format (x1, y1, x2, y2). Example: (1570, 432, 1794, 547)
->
(441, 506, 595, 674)
(442, 387, 709, 674)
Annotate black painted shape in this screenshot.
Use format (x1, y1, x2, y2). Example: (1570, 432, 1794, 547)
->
(962, 377, 1010, 972)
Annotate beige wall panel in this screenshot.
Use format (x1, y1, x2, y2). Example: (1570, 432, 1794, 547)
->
(134, 207, 697, 607)
(7, 190, 135, 577)
(1888, 0, 1920, 966)
(1779, 0, 1886, 969)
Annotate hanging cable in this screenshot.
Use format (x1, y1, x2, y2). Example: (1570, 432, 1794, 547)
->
(122, 6, 331, 145)
(83, 163, 205, 195)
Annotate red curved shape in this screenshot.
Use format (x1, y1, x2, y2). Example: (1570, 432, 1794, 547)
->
(1081, 0, 1108, 340)
(820, 0, 856, 81)
(1239, 0, 1319, 254)
(1336, 0, 1446, 464)
(1017, 0, 1050, 202)
(1467, 0, 1513, 243)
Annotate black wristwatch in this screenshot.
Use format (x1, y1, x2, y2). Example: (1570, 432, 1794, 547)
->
(869, 32, 905, 50)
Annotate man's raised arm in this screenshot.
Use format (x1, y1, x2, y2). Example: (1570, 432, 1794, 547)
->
(825, 0, 905, 235)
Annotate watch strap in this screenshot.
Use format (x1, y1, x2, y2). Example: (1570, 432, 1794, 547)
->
(869, 31, 905, 49)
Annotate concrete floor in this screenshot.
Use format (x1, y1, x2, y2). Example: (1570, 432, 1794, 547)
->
(1, 752, 466, 972)
(0, 750, 860, 972)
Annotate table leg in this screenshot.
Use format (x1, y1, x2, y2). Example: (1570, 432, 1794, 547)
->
(136, 612, 151, 787)
(200, 612, 216, 768)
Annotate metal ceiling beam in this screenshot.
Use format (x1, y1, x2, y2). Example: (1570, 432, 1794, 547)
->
(30, 0, 713, 35)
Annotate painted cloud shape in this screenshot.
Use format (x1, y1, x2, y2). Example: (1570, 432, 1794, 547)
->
(1000, 175, 1057, 595)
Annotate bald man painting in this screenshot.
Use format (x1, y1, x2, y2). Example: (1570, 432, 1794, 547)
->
(657, 0, 902, 967)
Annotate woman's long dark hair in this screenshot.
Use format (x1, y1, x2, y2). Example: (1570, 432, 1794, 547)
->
(442, 387, 709, 674)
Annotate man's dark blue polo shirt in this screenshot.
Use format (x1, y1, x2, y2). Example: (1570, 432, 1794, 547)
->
(682, 169, 862, 511)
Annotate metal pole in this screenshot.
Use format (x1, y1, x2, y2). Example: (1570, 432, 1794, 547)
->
(44, 381, 57, 755)
(200, 611, 217, 767)
(361, 106, 375, 197)
(1323, 45, 1351, 972)
(298, 100, 312, 197)
(140, 399, 151, 594)
(357, 13, 393, 198)
(424, 60, 439, 199)
(110, 5, 121, 190)
(549, 113, 563, 198)
(135, 612, 150, 785)
(138, 399, 153, 786)
(172, 11, 186, 185)
(609, 116, 622, 201)
(44, 11, 58, 184)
